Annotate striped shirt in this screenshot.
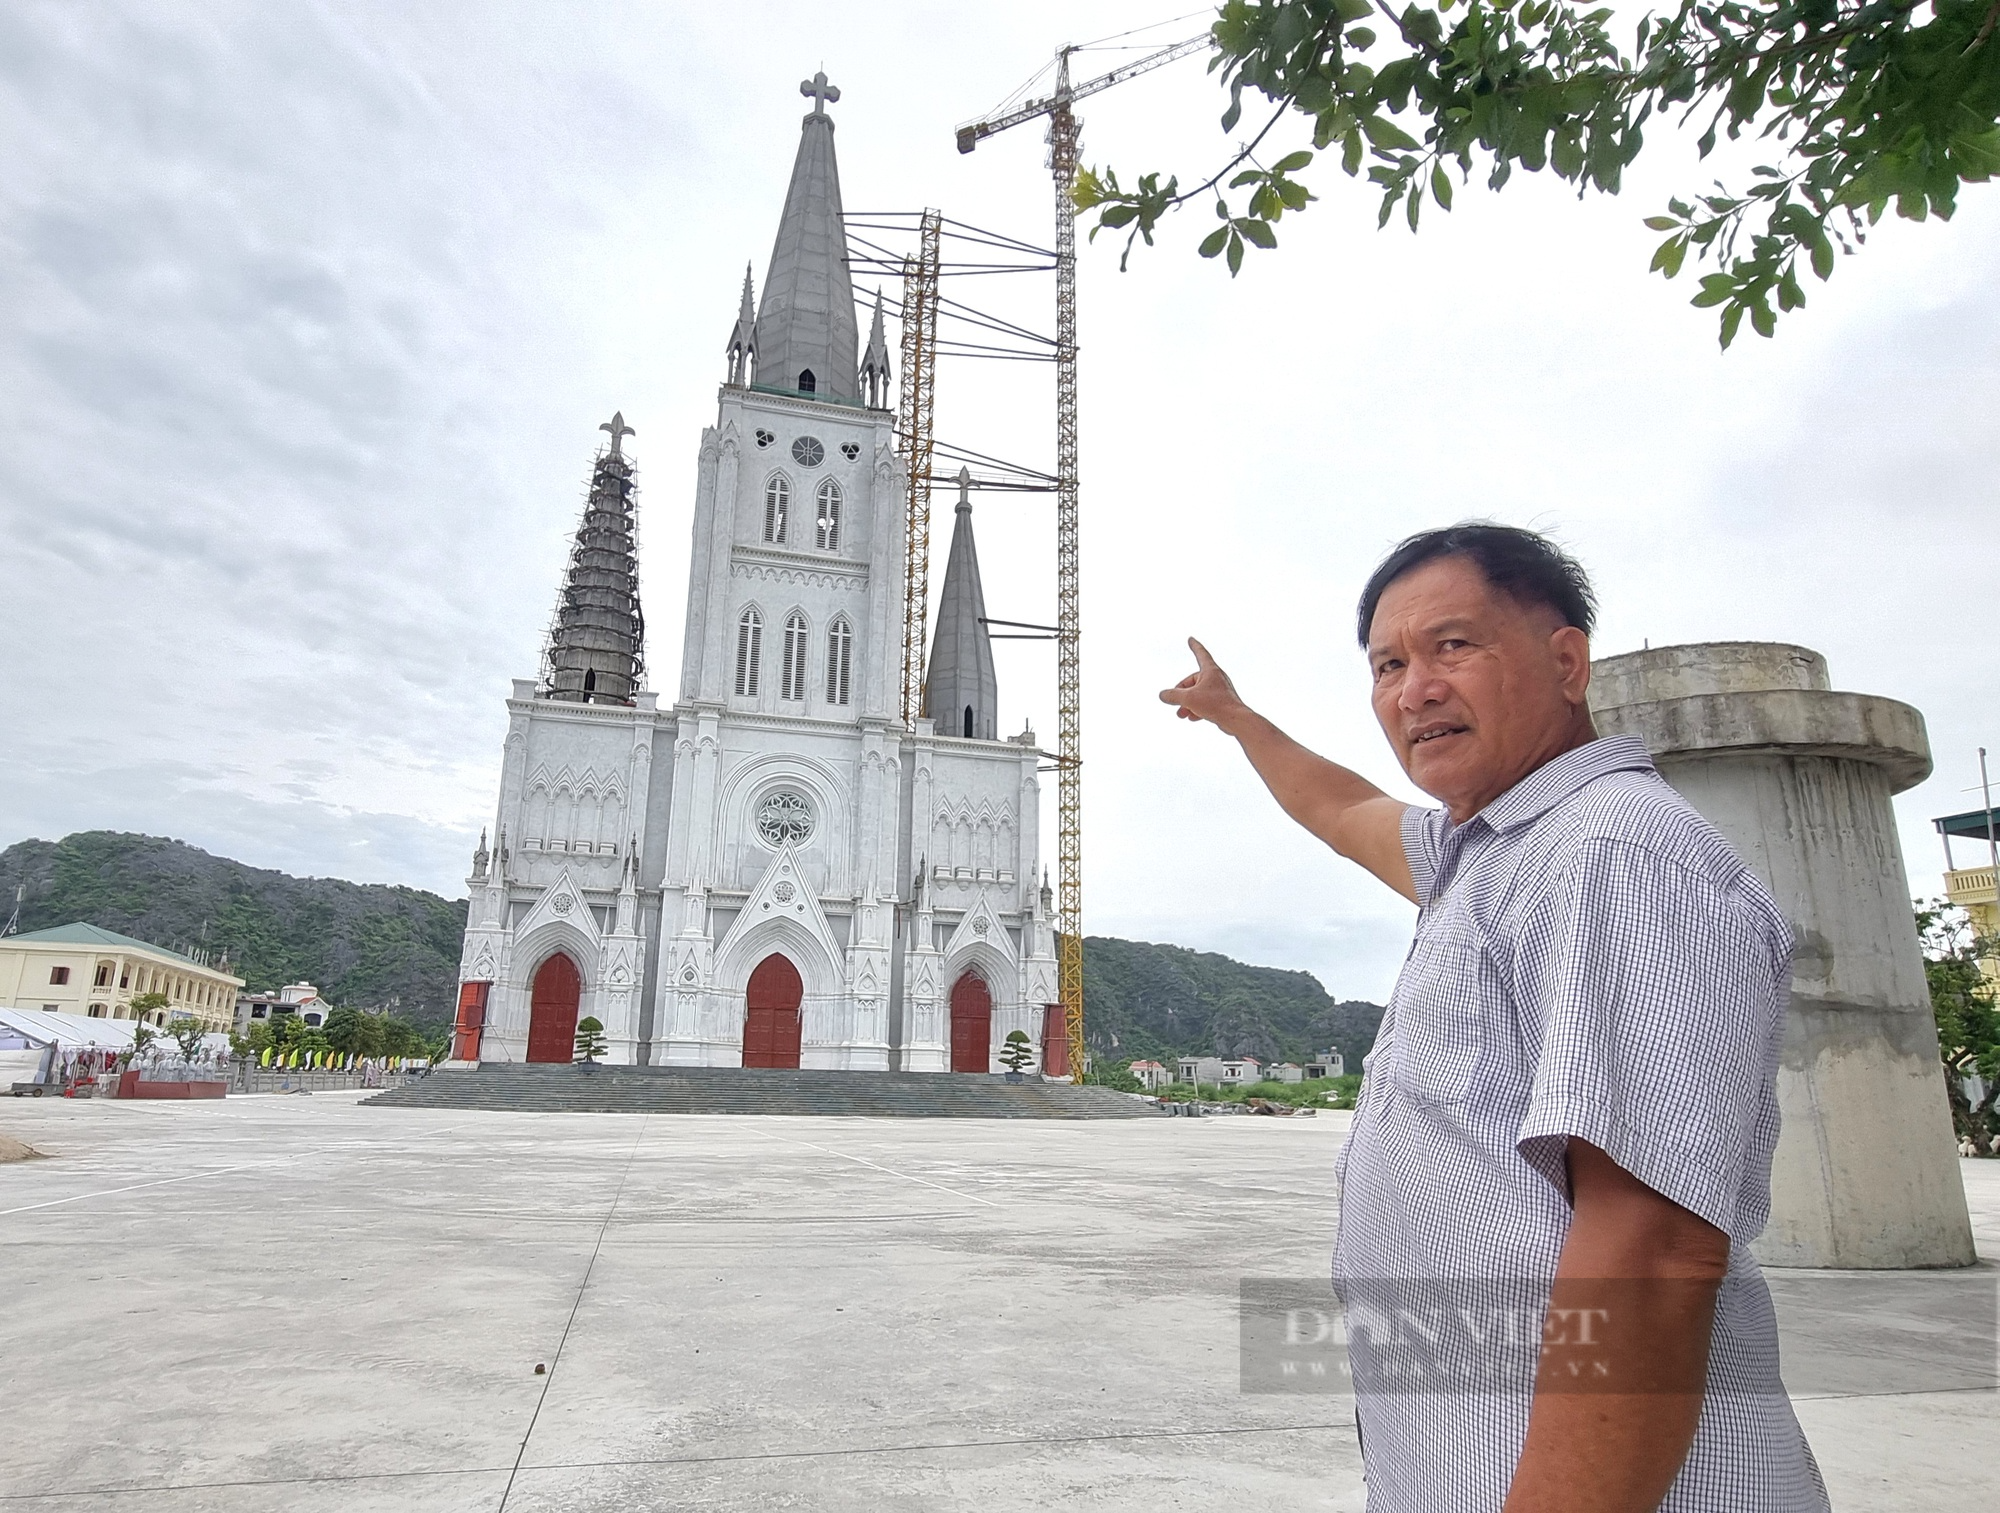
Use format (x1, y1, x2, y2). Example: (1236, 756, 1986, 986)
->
(1333, 735, 1828, 1512)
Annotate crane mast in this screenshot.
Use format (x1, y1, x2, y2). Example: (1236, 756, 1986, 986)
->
(954, 34, 1206, 1083)
(1048, 55, 1086, 1087)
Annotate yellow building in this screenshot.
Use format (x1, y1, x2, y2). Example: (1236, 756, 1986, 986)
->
(1934, 808, 2000, 989)
(0, 923, 243, 1030)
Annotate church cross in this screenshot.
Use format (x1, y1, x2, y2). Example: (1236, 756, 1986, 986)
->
(801, 71, 840, 115)
(599, 410, 635, 457)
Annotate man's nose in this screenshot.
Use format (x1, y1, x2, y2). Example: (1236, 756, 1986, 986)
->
(1397, 660, 1447, 712)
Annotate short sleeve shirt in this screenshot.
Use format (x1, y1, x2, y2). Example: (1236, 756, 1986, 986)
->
(1332, 736, 1828, 1512)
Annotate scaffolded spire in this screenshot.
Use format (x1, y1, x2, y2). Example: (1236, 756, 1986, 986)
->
(923, 467, 999, 740)
(859, 288, 892, 409)
(753, 72, 860, 401)
(543, 412, 646, 706)
(726, 264, 756, 386)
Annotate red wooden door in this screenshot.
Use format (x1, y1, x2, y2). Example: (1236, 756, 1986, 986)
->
(950, 973, 992, 1073)
(526, 954, 581, 1064)
(1041, 1002, 1069, 1079)
(743, 954, 802, 1069)
(452, 981, 490, 1062)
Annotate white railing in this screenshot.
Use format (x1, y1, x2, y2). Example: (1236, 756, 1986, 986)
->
(1945, 867, 1998, 900)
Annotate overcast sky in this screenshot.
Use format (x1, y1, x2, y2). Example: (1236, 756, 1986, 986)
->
(4, 2, 1997, 1003)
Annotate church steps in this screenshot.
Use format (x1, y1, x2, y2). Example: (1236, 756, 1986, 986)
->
(360, 1065, 1160, 1119)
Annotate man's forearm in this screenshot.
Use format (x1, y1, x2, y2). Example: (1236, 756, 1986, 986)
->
(1502, 1142, 1729, 1513)
(1499, 1276, 1718, 1513)
(1227, 711, 1415, 900)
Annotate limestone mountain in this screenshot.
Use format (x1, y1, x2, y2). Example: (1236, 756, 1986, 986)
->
(0, 832, 467, 1029)
(1081, 935, 1384, 1072)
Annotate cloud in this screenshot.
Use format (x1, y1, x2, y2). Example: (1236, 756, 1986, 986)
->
(2, 1, 1994, 1004)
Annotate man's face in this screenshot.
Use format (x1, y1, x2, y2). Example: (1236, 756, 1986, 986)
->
(1366, 555, 1593, 820)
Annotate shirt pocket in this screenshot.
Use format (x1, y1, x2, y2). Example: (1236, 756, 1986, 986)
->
(1388, 927, 1489, 1107)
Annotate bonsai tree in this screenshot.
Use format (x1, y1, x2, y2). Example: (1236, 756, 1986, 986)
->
(166, 1017, 210, 1064)
(998, 1029, 1035, 1077)
(574, 1016, 608, 1065)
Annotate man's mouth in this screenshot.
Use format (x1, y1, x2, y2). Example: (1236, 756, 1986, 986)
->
(1409, 724, 1468, 748)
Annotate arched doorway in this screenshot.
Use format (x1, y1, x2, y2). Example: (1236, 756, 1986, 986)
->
(743, 954, 803, 1069)
(950, 972, 992, 1073)
(526, 953, 582, 1063)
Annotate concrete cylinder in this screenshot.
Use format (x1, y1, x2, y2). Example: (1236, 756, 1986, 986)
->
(1591, 642, 1973, 1269)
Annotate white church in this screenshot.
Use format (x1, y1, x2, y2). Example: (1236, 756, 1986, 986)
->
(449, 74, 1061, 1074)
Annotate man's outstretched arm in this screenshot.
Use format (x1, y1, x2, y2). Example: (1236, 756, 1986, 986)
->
(1161, 638, 1416, 904)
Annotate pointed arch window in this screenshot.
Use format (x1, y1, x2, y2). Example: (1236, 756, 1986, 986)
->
(780, 612, 810, 702)
(797, 369, 816, 393)
(734, 609, 763, 697)
(826, 617, 853, 706)
(763, 475, 790, 544)
(815, 478, 843, 552)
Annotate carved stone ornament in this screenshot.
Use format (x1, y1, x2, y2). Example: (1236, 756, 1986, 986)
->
(774, 880, 796, 903)
(756, 789, 815, 846)
(552, 893, 574, 915)
(972, 916, 989, 936)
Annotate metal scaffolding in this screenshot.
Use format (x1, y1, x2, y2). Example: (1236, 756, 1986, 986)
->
(897, 210, 943, 730)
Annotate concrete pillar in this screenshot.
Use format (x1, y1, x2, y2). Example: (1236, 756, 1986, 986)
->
(1591, 642, 1974, 1269)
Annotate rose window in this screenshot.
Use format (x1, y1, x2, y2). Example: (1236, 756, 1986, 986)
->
(756, 790, 815, 846)
(790, 436, 825, 467)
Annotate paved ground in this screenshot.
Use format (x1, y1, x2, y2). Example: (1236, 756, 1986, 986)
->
(1, 1095, 1995, 1511)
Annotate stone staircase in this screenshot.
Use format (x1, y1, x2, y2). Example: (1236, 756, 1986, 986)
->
(361, 1063, 1162, 1119)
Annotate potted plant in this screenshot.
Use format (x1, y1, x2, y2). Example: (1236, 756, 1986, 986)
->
(574, 1016, 608, 1071)
(998, 1029, 1035, 1084)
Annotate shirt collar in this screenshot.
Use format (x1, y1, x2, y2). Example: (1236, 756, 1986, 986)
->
(1461, 734, 1657, 836)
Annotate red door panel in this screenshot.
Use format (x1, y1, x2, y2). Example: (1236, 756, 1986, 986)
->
(526, 954, 581, 1064)
(452, 981, 490, 1062)
(950, 973, 991, 1073)
(743, 954, 802, 1069)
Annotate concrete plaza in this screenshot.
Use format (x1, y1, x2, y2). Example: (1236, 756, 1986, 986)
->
(2, 1095, 1995, 1511)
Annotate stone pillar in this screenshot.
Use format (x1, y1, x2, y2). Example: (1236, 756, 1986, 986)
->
(1592, 642, 1973, 1268)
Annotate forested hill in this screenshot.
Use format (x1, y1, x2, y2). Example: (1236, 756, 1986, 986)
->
(1081, 935, 1384, 1072)
(0, 832, 1386, 1062)
(0, 832, 467, 1029)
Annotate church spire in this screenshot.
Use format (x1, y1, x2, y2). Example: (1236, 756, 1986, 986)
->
(726, 264, 756, 386)
(924, 467, 999, 740)
(543, 413, 646, 706)
(752, 71, 859, 402)
(859, 289, 892, 409)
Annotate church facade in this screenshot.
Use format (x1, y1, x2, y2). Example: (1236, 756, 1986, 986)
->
(450, 76, 1060, 1074)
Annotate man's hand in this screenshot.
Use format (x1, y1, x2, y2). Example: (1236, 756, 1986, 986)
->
(1160, 638, 1251, 732)
(1160, 636, 1416, 903)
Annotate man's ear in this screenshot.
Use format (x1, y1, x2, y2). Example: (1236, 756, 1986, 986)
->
(1550, 625, 1592, 707)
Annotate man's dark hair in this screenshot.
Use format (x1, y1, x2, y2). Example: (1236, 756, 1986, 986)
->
(1355, 523, 1597, 648)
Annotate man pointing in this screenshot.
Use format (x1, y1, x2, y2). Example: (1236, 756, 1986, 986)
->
(1162, 524, 1825, 1513)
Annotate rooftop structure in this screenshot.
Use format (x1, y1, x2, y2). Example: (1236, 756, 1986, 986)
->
(923, 467, 999, 741)
(542, 412, 645, 705)
(750, 71, 859, 402)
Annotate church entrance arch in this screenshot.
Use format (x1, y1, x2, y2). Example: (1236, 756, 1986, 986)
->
(743, 954, 803, 1069)
(526, 953, 582, 1064)
(949, 972, 992, 1073)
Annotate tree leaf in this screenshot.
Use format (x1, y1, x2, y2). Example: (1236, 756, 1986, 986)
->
(1198, 225, 1231, 258)
(1432, 162, 1453, 209)
(1273, 150, 1314, 173)
(1237, 217, 1278, 249)
(1226, 231, 1245, 275)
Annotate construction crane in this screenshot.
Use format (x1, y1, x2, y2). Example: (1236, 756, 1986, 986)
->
(956, 33, 1209, 1083)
